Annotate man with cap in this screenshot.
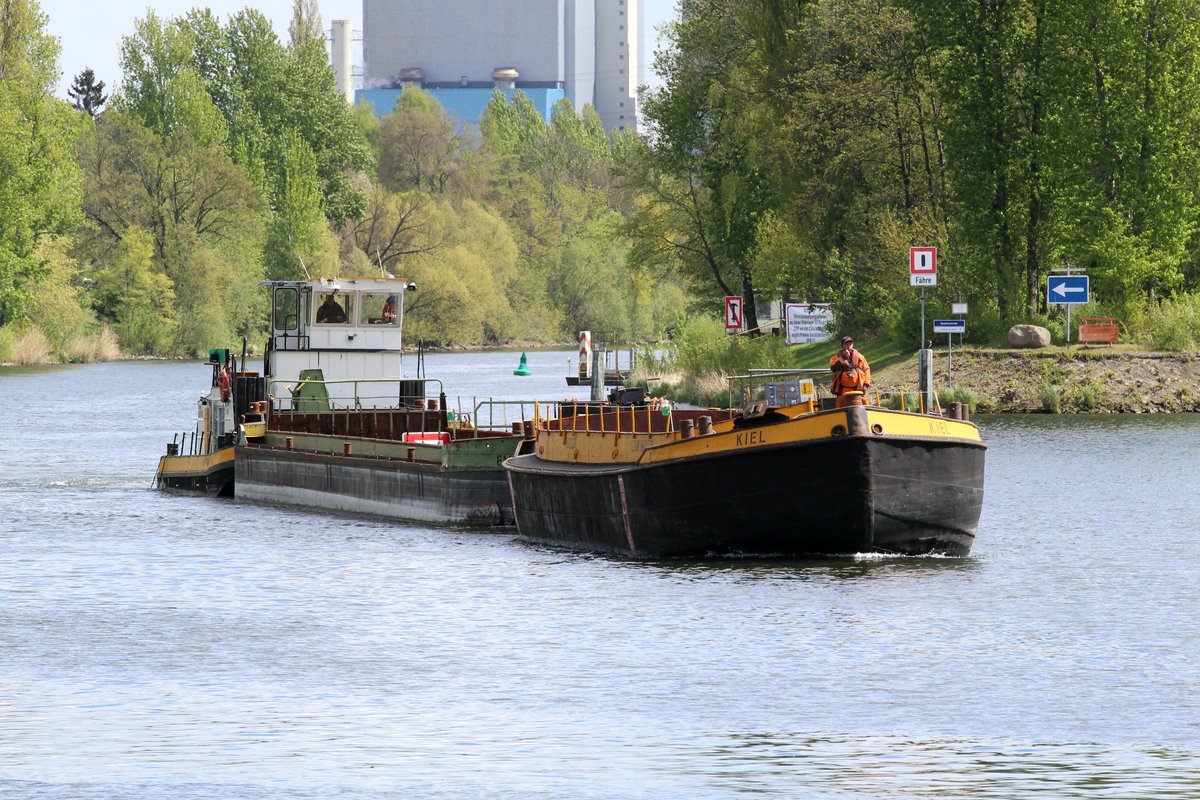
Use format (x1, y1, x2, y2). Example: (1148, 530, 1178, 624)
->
(830, 335, 871, 408)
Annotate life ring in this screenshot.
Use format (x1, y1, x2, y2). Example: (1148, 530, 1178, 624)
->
(218, 366, 231, 401)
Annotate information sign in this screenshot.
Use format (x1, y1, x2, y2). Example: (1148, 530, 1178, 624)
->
(933, 319, 966, 334)
(951, 303, 968, 315)
(1047, 275, 1089, 305)
(784, 303, 834, 344)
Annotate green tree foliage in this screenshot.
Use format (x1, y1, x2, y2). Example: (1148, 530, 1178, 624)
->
(88, 226, 177, 354)
(78, 111, 265, 354)
(288, 0, 324, 50)
(213, 9, 370, 224)
(629, 0, 789, 334)
(0, 0, 83, 326)
(631, 0, 1200, 345)
(264, 129, 335, 280)
(116, 11, 228, 146)
(478, 91, 682, 341)
(402, 200, 518, 344)
(378, 87, 461, 193)
(67, 67, 107, 117)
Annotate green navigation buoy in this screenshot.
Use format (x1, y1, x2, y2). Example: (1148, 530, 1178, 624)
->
(513, 352, 532, 376)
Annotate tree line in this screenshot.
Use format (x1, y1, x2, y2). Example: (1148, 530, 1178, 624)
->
(635, 0, 1200, 345)
(2, 0, 1199, 364)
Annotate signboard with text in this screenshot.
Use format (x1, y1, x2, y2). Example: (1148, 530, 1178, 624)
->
(933, 319, 966, 334)
(785, 303, 835, 344)
(910, 247, 937, 286)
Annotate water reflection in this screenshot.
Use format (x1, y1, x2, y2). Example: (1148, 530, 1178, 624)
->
(597, 553, 983, 585)
(690, 732, 1200, 798)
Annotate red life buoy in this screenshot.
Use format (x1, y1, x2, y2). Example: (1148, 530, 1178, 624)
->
(218, 367, 231, 401)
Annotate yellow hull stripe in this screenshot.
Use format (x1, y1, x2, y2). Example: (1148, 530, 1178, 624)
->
(157, 447, 235, 476)
(536, 408, 982, 466)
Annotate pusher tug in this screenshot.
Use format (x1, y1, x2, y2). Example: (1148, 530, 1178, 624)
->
(154, 347, 266, 496)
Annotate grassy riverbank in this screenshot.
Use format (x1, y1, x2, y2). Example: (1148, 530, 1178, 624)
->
(640, 335, 1200, 413)
(870, 346, 1200, 413)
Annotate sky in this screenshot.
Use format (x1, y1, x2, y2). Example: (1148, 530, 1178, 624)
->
(40, 0, 676, 100)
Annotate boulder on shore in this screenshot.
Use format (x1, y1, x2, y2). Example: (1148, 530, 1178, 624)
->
(1008, 324, 1052, 348)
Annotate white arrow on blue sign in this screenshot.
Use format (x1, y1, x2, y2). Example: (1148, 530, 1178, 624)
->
(933, 319, 966, 334)
(1048, 274, 1089, 305)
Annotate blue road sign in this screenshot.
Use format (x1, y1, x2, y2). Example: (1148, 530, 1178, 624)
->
(933, 319, 966, 334)
(1048, 274, 1090, 305)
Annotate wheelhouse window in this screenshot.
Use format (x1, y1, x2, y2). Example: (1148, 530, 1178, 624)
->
(273, 287, 300, 330)
(363, 293, 399, 325)
(315, 293, 350, 324)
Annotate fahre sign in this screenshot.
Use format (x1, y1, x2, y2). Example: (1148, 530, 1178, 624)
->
(724, 295, 744, 331)
(910, 247, 937, 286)
(785, 303, 834, 345)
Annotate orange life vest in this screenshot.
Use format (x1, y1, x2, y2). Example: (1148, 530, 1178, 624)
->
(830, 349, 870, 395)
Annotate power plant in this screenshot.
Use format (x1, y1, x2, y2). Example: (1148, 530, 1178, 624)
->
(329, 0, 642, 133)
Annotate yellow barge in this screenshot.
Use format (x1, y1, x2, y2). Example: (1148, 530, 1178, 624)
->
(504, 380, 985, 557)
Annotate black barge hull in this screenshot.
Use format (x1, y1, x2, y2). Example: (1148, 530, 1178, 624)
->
(235, 445, 514, 526)
(505, 434, 984, 558)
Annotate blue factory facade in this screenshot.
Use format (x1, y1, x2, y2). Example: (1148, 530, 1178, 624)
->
(356, 86, 566, 127)
(360, 0, 639, 133)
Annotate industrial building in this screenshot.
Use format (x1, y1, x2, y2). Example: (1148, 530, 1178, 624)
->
(335, 0, 642, 134)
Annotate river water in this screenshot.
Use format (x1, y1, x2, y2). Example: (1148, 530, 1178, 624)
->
(2, 352, 1199, 799)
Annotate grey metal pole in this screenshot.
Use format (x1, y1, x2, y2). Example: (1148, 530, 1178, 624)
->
(918, 347, 933, 412)
(590, 350, 604, 402)
(947, 333, 953, 387)
(920, 287, 926, 347)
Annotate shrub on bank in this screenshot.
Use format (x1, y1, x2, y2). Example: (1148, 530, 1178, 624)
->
(1140, 295, 1200, 351)
(0, 323, 122, 365)
(936, 386, 978, 412)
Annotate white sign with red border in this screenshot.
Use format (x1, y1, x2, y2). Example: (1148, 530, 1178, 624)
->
(910, 246, 937, 286)
(724, 295, 744, 331)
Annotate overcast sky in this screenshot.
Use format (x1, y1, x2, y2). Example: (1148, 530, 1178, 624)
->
(40, 0, 676, 99)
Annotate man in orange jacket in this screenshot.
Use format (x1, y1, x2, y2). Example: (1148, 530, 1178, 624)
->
(830, 335, 871, 407)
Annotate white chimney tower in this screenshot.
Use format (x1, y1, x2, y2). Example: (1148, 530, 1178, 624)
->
(331, 19, 354, 104)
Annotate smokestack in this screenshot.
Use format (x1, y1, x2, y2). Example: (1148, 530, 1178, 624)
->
(331, 19, 354, 104)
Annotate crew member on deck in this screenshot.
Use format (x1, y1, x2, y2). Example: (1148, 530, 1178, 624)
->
(830, 335, 871, 408)
(316, 294, 347, 324)
(381, 295, 397, 323)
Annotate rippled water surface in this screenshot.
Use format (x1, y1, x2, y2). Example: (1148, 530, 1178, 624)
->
(2, 355, 1199, 798)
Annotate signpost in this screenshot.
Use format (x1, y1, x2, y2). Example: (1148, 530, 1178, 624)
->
(911, 247, 937, 408)
(1048, 272, 1089, 344)
(934, 319, 965, 385)
(724, 295, 744, 332)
